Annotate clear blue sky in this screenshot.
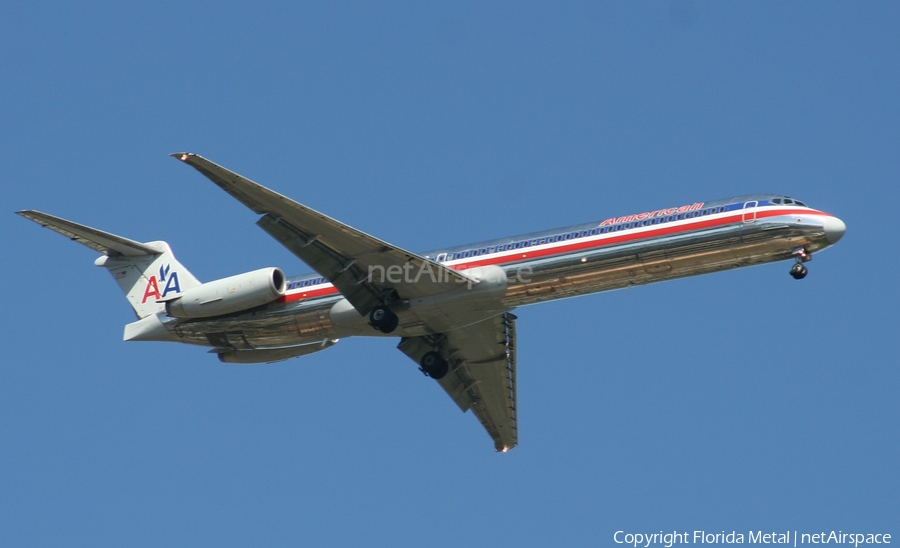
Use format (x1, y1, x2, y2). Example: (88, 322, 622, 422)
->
(3, 2, 897, 546)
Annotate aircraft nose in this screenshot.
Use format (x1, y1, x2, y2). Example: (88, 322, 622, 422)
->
(823, 216, 846, 244)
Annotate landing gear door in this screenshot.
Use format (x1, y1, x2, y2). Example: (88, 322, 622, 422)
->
(742, 201, 758, 223)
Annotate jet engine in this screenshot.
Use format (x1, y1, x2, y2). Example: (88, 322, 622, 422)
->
(165, 267, 286, 319)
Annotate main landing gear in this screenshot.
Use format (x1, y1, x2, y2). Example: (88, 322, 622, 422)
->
(369, 305, 399, 334)
(790, 248, 811, 280)
(419, 351, 449, 380)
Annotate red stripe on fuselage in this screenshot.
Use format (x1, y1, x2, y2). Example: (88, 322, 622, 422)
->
(277, 207, 829, 304)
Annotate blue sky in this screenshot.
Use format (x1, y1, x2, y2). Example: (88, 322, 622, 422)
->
(2, 2, 897, 546)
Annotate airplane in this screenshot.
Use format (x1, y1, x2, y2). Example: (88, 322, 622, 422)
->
(17, 153, 847, 452)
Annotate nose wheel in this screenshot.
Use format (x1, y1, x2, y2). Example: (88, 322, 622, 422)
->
(790, 263, 808, 280)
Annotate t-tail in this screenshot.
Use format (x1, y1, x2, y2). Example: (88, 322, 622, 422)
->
(15, 210, 201, 322)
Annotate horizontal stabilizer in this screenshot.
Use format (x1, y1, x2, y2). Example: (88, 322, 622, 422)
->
(16, 210, 161, 257)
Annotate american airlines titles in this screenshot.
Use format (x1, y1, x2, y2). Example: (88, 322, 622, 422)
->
(600, 202, 705, 227)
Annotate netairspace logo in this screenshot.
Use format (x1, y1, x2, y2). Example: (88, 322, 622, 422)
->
(613, 530, 891, 548)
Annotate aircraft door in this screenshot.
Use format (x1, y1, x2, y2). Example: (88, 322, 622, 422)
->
(742, 201, 758, 223)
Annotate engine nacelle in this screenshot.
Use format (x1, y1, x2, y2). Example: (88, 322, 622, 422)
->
(165, 267, 286, 319)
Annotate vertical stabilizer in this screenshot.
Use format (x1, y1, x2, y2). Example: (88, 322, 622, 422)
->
(95, 242, 201, 318)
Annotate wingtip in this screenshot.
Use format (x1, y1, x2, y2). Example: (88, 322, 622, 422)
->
(170, 152, 195, 162)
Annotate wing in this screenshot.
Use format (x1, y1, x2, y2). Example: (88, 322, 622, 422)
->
(172, 153, 473, 316)
(398, 313, 518, 451)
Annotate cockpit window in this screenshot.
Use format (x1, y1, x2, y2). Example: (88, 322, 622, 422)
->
(795, 200, 806, 207)
(784, 198, 794, 205)
(772, 198, 782, 204)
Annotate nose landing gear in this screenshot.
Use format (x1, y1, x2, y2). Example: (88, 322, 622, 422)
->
(790, 247, 811, 280)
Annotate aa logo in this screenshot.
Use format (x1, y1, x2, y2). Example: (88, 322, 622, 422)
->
(141, 263, 182, 303)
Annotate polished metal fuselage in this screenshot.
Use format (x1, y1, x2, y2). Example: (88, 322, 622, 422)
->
(170, 204, 838, 350)
(502, 213, 828, 307)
